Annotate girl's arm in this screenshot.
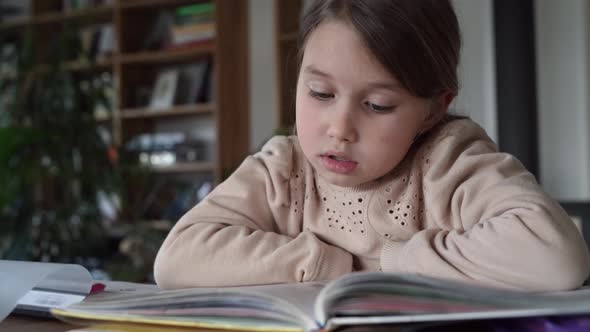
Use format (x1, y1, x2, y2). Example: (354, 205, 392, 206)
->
(381, 120, 590, 291)
(154, 137, 353, 289)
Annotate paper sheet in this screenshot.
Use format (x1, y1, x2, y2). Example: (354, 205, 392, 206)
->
(0, 260, 92, 322)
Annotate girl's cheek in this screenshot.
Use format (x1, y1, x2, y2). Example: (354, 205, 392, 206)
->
(297, 99, 316, 119)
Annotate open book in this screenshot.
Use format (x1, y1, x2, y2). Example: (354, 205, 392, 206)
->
(0, 260, 105, 321)
(51, 271, 590, 332)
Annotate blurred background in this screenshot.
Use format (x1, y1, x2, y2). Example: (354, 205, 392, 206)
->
(0, 0, 588, 283)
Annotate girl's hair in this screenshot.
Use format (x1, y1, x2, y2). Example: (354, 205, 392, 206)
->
(298, 0, 462, 100)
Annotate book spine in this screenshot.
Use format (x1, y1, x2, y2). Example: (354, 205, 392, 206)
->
(176, 2, 215, 17)
(175, 13, 215, 26)
(171, 22, 216, 37)
(172, 31, 216, 45)
(170, 22, 216, 45)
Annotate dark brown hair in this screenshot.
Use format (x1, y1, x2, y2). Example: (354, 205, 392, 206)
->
(298, 0, 462, 100)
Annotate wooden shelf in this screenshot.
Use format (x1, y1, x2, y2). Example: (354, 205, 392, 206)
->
(63, 58, 115, 72)
(0, 60, 113, 78)
(35, 6, 114, 25)
(0, 6, 113, 31)
(119, 0, 200, 10)
(121, 103, 215, 119)
(0, 17, 31, 32)
(150, 161, 216, 173)
(119, 45, 214, 65)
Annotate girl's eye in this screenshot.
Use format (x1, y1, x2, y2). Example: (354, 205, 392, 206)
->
(308, 89, 333, 101)
(365, 101, 394, 114)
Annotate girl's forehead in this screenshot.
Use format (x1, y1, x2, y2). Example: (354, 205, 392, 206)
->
(305, 20, 365, 54)
(302, 21, 400, 87)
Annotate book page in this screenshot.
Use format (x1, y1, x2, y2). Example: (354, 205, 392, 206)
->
(0, 260, 93, 321)
(241, 281, 325, 327)
(314, 272, 590, 330)
(55, 281, 327, 332)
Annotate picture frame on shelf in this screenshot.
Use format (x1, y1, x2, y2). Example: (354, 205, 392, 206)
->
(149, 68, 179, 110)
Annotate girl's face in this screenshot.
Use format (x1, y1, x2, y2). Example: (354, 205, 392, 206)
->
(296, 20, 436, 188)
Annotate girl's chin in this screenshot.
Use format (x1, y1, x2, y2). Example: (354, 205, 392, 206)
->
(319, 172, 365, 188)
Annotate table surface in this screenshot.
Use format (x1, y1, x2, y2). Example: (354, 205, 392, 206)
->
(1, 315, 73, 332)
(0, 315, 412, 332)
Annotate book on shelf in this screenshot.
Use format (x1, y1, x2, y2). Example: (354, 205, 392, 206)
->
(97, 24, 116, 58)
(170, 22, 215, 46)
(143, 11, 175, 52)
(0, 260, 105, 322)
(175, 60, 211, 105)
(79, 26, 99, 59)
(168, 2, 216, 47)
(50, 271, 590, 332)
(174, 2, 215, 25)
(146, 61, 211, 110)
(0, 0, 31, 23)
(141, 2, 215, 52)
(78, 23, 117, 62)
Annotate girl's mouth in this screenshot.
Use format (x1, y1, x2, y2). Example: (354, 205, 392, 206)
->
(321, 154, 358, 174)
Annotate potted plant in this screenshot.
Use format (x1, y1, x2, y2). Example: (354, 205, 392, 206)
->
(0, 27, 119, 265)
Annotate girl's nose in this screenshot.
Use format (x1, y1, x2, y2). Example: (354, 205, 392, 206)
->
(327, 103, 358, 143)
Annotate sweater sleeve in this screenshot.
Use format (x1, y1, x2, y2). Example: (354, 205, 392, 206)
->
(154, 136, 353, 289)
(381, 121, 590, 291)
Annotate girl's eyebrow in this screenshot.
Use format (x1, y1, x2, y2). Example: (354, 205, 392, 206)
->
(303, 65, 401, 91)
(303, 65, 333, 79)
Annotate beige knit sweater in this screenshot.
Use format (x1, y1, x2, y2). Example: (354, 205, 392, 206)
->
(154, 119, 590, 291)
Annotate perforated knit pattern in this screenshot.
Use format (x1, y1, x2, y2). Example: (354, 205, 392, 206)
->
(317, 184, 369, 234)
(290, 168, 305, 216)
(300, 138, 438, 246)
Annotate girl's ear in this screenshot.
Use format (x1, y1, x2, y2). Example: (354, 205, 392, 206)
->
(440, 91, 456, 110)
(420, 91, 455, 132)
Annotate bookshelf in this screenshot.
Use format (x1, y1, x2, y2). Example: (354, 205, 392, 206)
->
(0, 0, 249, 183)
(274, 0, 302, 130)
(0, 0, 250, 272)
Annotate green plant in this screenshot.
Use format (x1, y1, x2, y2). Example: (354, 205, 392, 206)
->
(0, 27, 119, 263)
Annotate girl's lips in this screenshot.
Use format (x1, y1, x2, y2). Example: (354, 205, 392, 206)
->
(320, 155, 358, 174)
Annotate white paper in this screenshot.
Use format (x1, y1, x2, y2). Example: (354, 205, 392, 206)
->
(0, 260, 92, 322)
(17, 290, 86, 309)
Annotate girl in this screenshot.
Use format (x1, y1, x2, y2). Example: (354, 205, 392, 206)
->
(154, 0, 590, 291)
